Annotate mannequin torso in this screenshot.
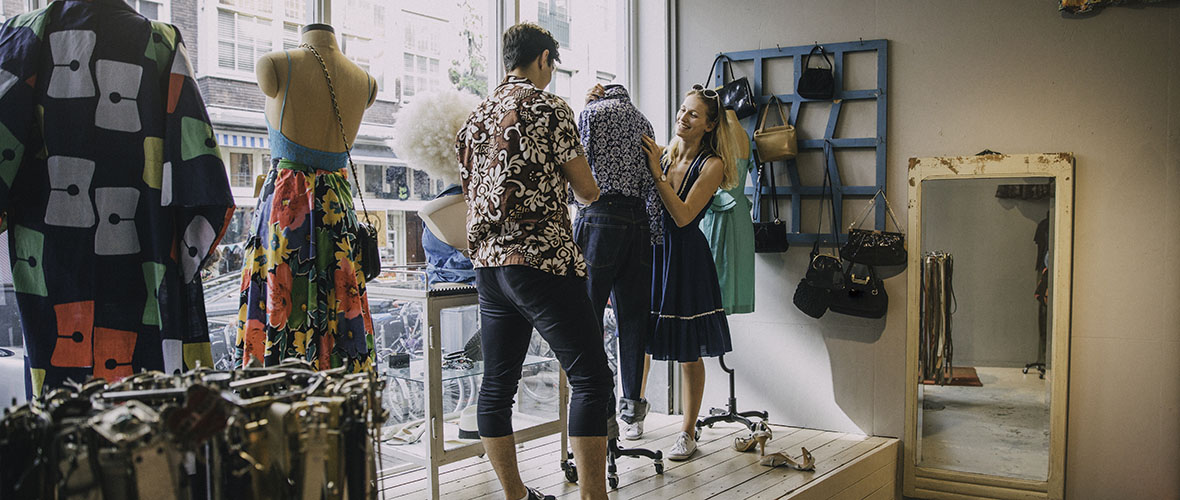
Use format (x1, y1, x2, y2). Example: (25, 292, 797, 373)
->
(256, 24, 377, 153)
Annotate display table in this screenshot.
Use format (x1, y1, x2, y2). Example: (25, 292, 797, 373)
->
(369, 273, 568, 499)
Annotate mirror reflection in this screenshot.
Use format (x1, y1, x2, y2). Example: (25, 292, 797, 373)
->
(917, 177, 1055, 481)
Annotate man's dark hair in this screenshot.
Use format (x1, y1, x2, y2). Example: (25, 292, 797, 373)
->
(502, 23, 560, 71)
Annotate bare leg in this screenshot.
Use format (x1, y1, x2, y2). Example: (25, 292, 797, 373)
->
(638, 354, 651, 399)
(482, 435, 527, 500)
(570, 436, 608, 500)
(680, 359, 706, 434)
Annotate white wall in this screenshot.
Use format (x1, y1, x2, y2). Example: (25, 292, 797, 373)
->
(642, 1, 1180, 498)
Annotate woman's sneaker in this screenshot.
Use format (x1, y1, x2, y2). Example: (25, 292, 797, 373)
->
(667, 431, 697, 461)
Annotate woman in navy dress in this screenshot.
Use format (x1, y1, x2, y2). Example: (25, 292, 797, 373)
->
(640, 84, 739, 461)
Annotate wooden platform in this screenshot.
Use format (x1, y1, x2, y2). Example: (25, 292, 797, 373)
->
(379, 413, 899, 500)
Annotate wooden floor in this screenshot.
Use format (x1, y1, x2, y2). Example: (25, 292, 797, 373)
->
(379, 413, 898, 500)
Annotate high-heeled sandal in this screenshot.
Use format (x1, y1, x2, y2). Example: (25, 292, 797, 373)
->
(759, 447, 816, 471)
(733, 421, 773, 453)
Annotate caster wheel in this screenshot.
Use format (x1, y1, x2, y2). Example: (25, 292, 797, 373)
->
(608, 475, 619, 489)
(654, 461, 664, 475)
(564, 464, 578, 483)
(694, 429, 701, 441)
(1022, 367, 1030, 374)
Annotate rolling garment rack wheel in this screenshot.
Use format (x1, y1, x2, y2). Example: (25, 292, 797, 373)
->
(562, 451, 578, 483)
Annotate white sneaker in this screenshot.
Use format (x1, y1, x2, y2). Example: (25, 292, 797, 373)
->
(623, 420, 644, 440)
(667, 431, 697, 461)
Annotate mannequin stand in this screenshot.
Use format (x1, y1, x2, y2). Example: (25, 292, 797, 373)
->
(563, 439, 664, 489)
(696, 354, 768, 435)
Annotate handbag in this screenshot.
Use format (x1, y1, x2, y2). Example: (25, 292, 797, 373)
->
(753, 96, 797, 162)
(752, 160, 788, 253)
(794, 165, 842, 317)
(303, 44, 382, 283)
(797, 45, 835, 100)
(840, 188, 907, 267)
(828, 263, 888, 319)
(705, 54, 756, 119)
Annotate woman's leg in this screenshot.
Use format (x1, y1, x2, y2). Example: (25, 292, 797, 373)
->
(680, 359, 706, 433)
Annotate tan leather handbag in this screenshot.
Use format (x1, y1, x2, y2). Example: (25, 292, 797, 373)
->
(753, 96, 797, 162)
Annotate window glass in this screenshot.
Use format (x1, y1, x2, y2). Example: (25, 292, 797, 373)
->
(523, 0, 628, 115)
(230, 152, 254, 188)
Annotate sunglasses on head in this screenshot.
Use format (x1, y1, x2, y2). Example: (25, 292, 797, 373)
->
(691, 83, 719, 100)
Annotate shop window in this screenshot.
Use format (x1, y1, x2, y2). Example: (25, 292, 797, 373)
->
(125, 0, 167, 22)
(229, 152, 254, 188)
(217, 9, 273, 73)
(363, 164, 385, 197)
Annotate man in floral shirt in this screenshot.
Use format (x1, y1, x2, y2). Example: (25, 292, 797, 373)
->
(456, 23, 611, 500)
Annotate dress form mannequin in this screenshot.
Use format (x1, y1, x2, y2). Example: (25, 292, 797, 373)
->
(255, 24, 377, 151)
(236, 24, 380, 372)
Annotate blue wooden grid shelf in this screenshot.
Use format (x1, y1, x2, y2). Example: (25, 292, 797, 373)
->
(713, 39, 888, 245)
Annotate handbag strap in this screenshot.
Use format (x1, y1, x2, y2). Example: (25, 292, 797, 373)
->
(300, 43, 370, 220)
(848, 188, 904, 232)
(756, 96, 789, 132)
(813, 142, 841, 259)
(704, 54, 730, 87)
(802, 44, 833, 71)
(759, 159, 780, 223)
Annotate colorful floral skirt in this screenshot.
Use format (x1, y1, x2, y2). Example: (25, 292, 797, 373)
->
(236, 159, 374, 372)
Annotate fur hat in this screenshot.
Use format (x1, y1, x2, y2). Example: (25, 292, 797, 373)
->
(388, 89, 481, 186)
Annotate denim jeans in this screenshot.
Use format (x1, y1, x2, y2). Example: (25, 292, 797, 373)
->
(475, 266, 615, 437)
(573, 195, 653, 402)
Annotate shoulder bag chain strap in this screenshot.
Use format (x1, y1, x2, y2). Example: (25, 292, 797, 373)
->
(299, 43, 370, 221)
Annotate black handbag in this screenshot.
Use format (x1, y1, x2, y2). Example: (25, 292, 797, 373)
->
(304, 43, 382, 282)
(793, 165, 842, 317)
(753, 161, 788, 253)
(840, 189, 907, 267)
(828, 263, 888, 319)
(705, 54, 756, 119)
(797, 45, 835, 100)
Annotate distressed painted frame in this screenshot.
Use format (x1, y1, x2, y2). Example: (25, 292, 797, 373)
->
(903, 153, 1075, 500)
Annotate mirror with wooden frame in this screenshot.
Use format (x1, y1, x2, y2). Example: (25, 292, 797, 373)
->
(903, 154, 1074, 500)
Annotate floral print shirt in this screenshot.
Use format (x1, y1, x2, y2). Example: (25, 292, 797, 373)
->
(456, 75, 587, 278)
(577, 84, 662, 244)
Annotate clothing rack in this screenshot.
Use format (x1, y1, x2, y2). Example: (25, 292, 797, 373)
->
(713, 39, 889, 245)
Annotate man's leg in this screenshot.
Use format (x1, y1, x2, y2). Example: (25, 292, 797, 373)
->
(500, 266, 613, 500)
(475, 268, 535, 499)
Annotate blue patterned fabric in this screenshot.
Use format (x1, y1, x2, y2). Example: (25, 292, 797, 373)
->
(577, 85, 662, 243)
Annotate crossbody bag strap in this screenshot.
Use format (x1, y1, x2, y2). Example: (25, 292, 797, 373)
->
(300, 43, 370, 219)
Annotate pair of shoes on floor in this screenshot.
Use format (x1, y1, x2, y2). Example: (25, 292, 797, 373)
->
(667, 431, 697, 461)
(525, 486, 555, 500)
(759, 446, 816, 471)
(734, 421, 773, 453)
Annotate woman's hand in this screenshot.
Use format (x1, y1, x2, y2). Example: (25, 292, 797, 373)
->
(585, 84, 605, 104)
(641, 135, 665, 179)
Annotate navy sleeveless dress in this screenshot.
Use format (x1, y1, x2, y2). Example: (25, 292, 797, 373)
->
(648, 151, 733, 362)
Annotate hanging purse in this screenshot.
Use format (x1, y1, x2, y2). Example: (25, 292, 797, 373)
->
(797, 45, 835, 100)
(828, 263, 888, 319)
(704, 54, 757, 119)
(303, 44, 382, 283)
(752, 160, 788, 253)
(794, 166, 842, 318)
(840, 188, 907, 267)
(753, 96, 797, 162)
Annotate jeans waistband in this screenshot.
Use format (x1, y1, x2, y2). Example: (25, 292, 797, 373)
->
(586, 194, 646, 209)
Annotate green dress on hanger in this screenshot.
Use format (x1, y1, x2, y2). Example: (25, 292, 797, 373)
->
(700, 145, 756, 315)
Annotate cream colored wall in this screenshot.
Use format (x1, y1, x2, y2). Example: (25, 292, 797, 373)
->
(654, 1, 1179, 498)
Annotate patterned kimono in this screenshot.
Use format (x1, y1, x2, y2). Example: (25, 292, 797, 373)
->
(0, 0, 234, 395)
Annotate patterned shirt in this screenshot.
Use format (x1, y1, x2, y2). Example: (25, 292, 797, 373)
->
(0, 0, 235, 395)
(456, 75, 588, 278)
(577, 85, 663, 244)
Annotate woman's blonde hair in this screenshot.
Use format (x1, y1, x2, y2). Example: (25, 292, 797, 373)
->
(665, 87, 738, 190)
